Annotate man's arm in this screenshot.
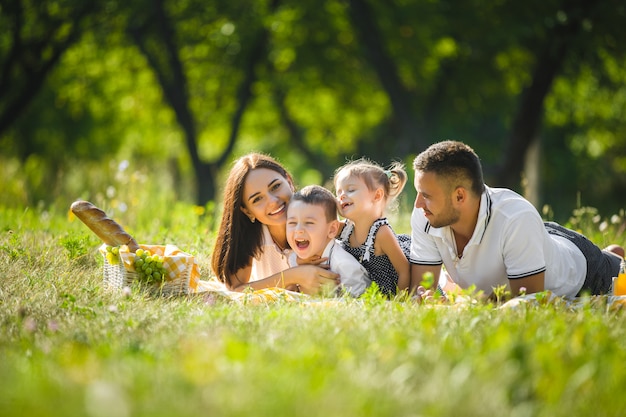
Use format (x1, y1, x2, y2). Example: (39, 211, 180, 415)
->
(509, 271, 545, 296)
(410, 263, 442, 295)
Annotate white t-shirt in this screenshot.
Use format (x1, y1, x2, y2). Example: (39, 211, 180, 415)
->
(410, 186, 586, 297)
(289, 239, 371, 297)
(250, 225, 291, 282)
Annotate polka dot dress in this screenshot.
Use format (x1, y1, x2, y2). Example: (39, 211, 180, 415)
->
(338, 218, 411, 296)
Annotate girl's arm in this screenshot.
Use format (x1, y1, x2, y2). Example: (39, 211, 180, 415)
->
(374, 225, 410, 292)
(228, 263, 339, 295)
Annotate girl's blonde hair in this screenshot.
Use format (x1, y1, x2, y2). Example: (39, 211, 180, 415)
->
(333, 158, 408, 210)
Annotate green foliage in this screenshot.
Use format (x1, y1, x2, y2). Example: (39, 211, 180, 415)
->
(565, 206, 626, 249)
(2, 0, 626, 211)
(59, 233, 93, 260)
(358, 281, 387, 305)
(0, 230, 28, 262)
(417, 270, 435, 290)
(492, 284, 512, 305)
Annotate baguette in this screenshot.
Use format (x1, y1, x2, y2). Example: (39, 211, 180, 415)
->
(70, 200, 140, 252)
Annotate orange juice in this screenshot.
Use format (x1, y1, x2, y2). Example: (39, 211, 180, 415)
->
(615, 272, 626, 296)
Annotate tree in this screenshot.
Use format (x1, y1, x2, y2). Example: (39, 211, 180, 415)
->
(0, 0, 100, 155)
(127, 0, 281, 205)
(497, 0, 605, 190)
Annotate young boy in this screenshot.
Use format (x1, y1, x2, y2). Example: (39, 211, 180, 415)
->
(286, 185, 371, 297)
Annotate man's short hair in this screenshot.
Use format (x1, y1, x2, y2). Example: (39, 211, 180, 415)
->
(413, 140, 485, 196)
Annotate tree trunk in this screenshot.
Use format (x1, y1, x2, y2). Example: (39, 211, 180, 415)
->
(128, 0, 210, 203)
(347, 0, 424, 156)
(497, 0, 596, 191)
(129, 0, 279, 206)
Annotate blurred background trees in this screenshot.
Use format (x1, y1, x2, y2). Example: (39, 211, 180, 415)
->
(1, 0, 625, 221)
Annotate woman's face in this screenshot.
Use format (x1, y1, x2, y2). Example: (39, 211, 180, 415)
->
(241, 168, 294, 227)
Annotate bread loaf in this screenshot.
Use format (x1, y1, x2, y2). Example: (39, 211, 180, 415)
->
(70, 200, 140, 252)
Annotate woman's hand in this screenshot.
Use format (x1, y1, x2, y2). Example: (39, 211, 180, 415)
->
(295, 255, 330, 266)
(292, 265, 340, 295)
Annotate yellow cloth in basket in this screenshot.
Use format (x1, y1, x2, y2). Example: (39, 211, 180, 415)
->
(114, 243, 200, 292)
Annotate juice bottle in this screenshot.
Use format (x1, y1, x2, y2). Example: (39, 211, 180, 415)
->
(614, 258, 626, 296)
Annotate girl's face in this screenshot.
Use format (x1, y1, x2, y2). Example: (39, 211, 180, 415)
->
(241, 168, 294, 227)
(334, 173, 381, 220)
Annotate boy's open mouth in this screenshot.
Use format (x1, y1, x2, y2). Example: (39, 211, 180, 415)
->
(295, 239, 310, 250)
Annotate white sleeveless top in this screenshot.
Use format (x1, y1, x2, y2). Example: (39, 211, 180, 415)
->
(250, 225, 291, 282)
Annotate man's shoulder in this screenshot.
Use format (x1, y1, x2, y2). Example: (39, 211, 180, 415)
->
(482, 187, 544, 235)
(487, 187, 538, 215)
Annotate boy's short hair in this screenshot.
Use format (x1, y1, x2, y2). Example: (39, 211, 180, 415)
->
(291, 185, 338, 223)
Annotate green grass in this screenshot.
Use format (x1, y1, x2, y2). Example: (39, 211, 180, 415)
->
(2, 201, 626, 417)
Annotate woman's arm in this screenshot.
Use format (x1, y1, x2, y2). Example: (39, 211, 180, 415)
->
(375, 225, 410, 292)
(227, 263, 340, 295)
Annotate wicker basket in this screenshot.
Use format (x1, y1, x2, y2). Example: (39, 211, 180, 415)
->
(101, 244, 196, 295)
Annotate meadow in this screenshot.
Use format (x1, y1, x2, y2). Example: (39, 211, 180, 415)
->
(1, 170, 626, 417)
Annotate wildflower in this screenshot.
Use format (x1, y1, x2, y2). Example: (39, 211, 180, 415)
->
(23, 317, 37, 333)
(47, 320, 59, 332)
(203, 293, 218, 306)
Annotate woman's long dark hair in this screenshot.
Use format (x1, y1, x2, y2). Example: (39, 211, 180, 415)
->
(211, 153, 294, 287)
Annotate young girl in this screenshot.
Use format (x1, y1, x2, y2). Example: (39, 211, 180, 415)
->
(211, 153, 339, 294)
(333, 158, 411, 296)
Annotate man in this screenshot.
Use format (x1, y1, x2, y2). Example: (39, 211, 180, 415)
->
(410, 140, 623, 299)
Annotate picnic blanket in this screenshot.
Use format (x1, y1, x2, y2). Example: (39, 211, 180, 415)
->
(194, 279, 626, 310)
(195, 279, 310, 305)
(499, 291, 626, 311)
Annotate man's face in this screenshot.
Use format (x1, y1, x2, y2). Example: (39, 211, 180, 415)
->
(414, 171, 460, 228)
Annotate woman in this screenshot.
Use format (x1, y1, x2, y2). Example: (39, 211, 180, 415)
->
(211, 153, 340, 294)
